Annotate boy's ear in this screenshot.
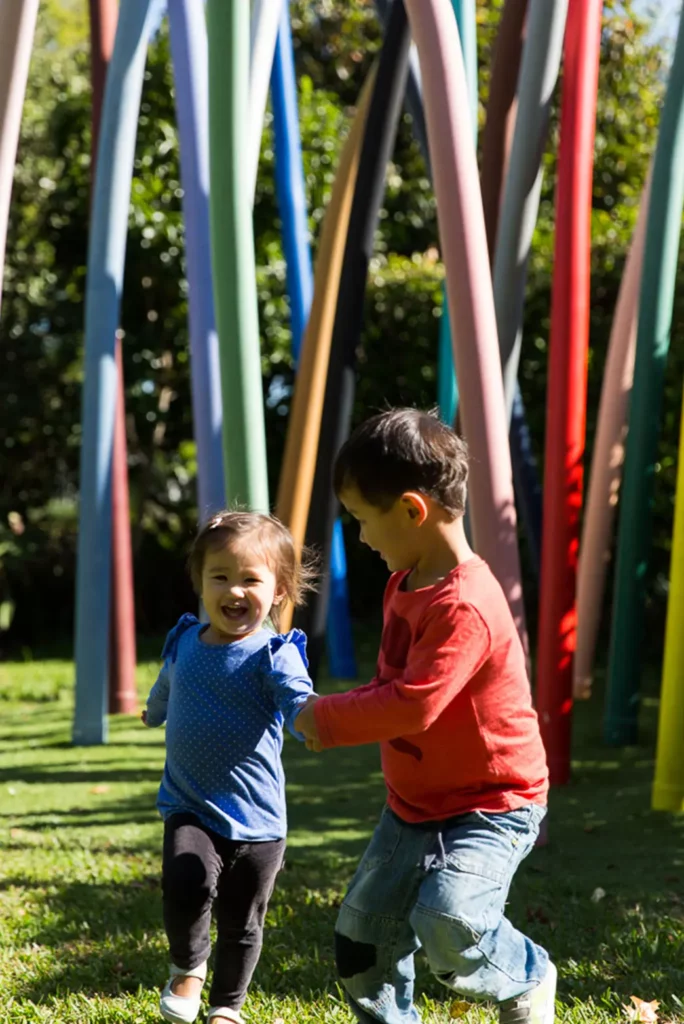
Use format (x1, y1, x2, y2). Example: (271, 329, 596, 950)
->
(401, 491, 428, 525)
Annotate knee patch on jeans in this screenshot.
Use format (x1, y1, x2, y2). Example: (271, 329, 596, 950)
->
(334, 931, 377, 979)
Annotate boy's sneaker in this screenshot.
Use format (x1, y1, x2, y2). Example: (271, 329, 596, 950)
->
(499, 962, 557, 1024)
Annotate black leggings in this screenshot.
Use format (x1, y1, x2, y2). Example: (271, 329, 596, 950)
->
(162, 813, 285, 1011)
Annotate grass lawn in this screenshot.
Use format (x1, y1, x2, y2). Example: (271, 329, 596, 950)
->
(1, 641, 684, 1023)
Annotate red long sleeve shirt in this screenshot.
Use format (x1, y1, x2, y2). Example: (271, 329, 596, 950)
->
(314, 557, 549, 822)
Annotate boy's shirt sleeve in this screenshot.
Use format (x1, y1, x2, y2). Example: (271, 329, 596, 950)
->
(265, 629, 315, 740)
(313, 600, 491, 748)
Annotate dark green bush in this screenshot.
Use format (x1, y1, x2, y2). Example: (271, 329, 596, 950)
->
(0, 0, 681, 657)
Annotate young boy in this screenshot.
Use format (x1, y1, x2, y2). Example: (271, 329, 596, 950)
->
(295, 408, 553, 1024)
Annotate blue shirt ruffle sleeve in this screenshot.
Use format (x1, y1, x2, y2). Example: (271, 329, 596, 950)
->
(161, 612, 200, 662)
(144, 614, 201, 727)
(264, 629, 314, 740)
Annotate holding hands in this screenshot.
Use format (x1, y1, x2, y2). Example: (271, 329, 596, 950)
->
(295, 695, 323, 752)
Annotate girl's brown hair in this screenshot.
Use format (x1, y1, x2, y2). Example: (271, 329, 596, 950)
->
(188, 510, 317, 631)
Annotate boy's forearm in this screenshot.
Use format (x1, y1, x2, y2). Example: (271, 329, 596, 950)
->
(314, 681, 438, 748)
(315, 607, 490, 747)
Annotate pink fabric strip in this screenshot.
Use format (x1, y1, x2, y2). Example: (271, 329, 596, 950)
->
(404, 0, 527, 649)
(574, 166, 653, 699)
(0, 1, 39, 312)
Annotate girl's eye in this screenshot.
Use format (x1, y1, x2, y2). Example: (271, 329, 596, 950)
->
(245, 577, 261, 585)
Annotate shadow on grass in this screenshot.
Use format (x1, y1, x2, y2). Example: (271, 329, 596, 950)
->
(504, 679, 684, 1013)
(0, 729, 73, 747)
(0, 711, 74, 735)
(5, 873, 344, 1004)
(0, 765, 162, 786)
(4, 664, 684, 1014)
(0, 795, 160, 833)
(3, 873, 167, 1000)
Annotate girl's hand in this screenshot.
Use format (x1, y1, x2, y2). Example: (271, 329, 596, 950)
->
(141, 709, 148, 726)
(305, 736, 323, 753)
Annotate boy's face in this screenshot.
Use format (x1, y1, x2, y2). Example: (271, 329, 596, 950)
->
(338, 485, 423, 573)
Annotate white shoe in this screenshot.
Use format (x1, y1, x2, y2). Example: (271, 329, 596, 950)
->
(207, 1009, 244, 1024)
(499, 961, 557, 1024)
(160, 961, 207, 1024)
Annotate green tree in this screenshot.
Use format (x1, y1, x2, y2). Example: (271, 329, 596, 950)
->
(0, 0, 678, 650)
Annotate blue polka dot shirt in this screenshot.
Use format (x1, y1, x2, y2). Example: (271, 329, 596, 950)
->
(144, 613, 314, 841)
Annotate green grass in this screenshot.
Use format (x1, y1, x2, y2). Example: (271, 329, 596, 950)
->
(1, 647, 684, 1023)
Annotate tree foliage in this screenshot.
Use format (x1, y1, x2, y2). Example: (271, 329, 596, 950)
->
(0, 0, 680, 651)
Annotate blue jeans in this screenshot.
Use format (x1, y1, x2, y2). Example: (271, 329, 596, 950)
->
(334, 803, 549, 1023)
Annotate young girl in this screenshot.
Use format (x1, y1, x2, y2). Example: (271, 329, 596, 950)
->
(143, 510, 317, 1024)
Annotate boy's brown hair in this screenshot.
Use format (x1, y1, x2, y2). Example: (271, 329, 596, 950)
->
(188, 510, 317, 630)
(333, 407, 469, 518)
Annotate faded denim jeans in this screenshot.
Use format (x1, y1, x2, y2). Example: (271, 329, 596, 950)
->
(334, 803, 549, 1023)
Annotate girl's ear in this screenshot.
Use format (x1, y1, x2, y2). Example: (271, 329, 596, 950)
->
(401, 491, 428, 525)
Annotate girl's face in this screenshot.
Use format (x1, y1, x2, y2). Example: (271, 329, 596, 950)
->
(200, 539, 284, 643)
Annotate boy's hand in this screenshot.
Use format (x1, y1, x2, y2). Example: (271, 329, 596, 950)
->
(141, 709, 148, 726)
(295, 695, 322, 750)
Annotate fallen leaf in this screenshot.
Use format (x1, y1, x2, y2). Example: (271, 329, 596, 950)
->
(90, 784, 110, 794)
(450, 1000, 471, 1018)
(623, 996, 660, 1023)
(591, 887, 606, 903)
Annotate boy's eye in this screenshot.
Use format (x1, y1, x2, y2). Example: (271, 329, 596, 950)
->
(245, 577, 261, 585)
